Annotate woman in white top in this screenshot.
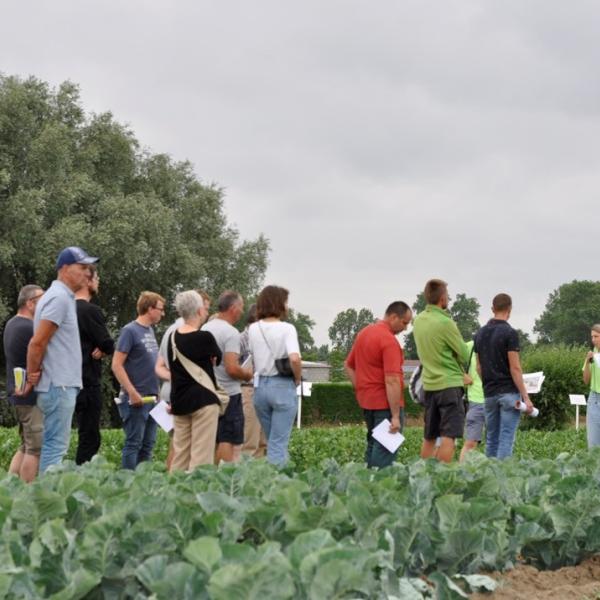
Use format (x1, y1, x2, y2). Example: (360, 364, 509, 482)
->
(248, 285, 301, 465)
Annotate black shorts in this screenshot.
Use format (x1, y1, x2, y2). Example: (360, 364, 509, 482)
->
(423, 387, 465, 440)
(216, 393, 244, 444)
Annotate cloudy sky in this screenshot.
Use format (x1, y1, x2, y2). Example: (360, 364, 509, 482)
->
(2, 1, 599, 345)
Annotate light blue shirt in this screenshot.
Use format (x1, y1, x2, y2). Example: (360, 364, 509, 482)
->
(34, 279, 82, 392)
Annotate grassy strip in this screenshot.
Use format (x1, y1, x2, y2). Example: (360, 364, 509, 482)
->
(0, 425, 589, 472)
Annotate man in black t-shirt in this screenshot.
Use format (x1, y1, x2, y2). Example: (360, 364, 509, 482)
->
(3, 284, 44, 481)
(75, 265, 114, 464)
(474, 293, 532, 459)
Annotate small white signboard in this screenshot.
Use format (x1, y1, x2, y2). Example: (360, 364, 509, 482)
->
(569, 394, 587, 431)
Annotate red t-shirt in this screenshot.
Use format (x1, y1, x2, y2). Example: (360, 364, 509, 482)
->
(346, 320, 404, 410)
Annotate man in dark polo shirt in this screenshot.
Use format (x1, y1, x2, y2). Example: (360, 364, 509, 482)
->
(345, 301, 412, 468)
(3, 284, 44, 481)
(75, 264, 114, 464)
(474, 293, 532, 459)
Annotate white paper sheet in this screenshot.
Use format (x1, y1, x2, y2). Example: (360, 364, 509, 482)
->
(150, 400, 174, 432)
(569, 394, 587, 406)
(372, 418, 405, 454)
(523, 372, 545, 394)
(241, 355, 253, 371)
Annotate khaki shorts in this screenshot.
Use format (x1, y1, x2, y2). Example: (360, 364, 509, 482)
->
(14, 405, 44, 456)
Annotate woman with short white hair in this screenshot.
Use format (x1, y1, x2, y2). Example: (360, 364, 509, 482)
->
(167, 290, 222, 471)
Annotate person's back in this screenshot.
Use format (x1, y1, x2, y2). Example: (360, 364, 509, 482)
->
(474, 293, 531, 459)
(412, 279, 469, 463)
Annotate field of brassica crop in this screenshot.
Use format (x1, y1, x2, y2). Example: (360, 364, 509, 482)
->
(0, 426, 596, 599)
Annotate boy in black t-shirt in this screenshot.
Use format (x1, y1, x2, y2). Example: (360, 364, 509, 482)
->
(474, 293, 532, 459)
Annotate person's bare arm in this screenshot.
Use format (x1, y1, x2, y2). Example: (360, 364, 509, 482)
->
(385, 373, 403, 433)
(22, 320, 58, 395)
(112, 351, 143, 405)
(155, 355, 171, 382)
(583, 352, 594, 385)
(223, 352, 252, 382)
(289, 352, 302, 387)
(507, 351, 533, 412)
(476, 354, 482, 378)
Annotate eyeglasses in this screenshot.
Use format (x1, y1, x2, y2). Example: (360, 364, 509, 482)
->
(29, 294, 44, 303)
(153, 306, 165, 314)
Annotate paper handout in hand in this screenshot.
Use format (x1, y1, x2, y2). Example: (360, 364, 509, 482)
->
(149, 400, 174, 433)
(372, 419, 405, 454)
(523, 372, 545, 394)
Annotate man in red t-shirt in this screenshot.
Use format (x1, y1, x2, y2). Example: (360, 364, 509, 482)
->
(345, 301, 412, 468)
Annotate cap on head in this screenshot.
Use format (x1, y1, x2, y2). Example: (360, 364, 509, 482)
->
(56, 246, 99, 270)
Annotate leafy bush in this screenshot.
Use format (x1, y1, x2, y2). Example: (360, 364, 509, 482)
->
(0, 449, 599, 598)
(521, 344, 588, 430)
(302, 382, 421, 426)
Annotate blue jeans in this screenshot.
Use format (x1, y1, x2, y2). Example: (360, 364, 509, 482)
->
(484, 392, 521, 459)
(37, 385, 78, 473)
(118, 401, 158, 470)
(587, 391, 600, 448)
(363, 408, 405, 468)
(253, 376, 297, 466)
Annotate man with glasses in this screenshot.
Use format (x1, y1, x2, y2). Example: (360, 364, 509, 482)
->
(74, 264, 114, 464)
(112, 291, 166, 469)
(3, 285, 44, 481)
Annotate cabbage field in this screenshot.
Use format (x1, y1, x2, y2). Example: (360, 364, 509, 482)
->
(0, 439, 599, 599)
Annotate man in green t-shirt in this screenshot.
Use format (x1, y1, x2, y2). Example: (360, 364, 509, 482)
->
(459, 340, 485, 461)
(413, 279, 469, 463)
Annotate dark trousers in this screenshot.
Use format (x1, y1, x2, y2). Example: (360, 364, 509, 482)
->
(363, 408, 405, 469)
(75, 385, 102, 465)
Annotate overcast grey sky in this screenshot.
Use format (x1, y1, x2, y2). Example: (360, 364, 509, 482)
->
(2, 1, 599, 345)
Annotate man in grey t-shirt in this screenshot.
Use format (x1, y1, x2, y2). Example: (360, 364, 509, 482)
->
(202, 291, 253, 462)
(26, 246, 99, 473)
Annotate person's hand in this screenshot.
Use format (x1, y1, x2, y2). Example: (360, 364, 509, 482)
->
(389, 415, 401, 434)
(524, 396, 534, 414)
(91, 347, 105, 360)
(27, 370, 41, 386)
(242, 369, 253, 382)
(165, 403, 172, 414)
(587, 351, 595, 363)
(128, 390, 144, 406)
(463, 373, 473, 385)
(15, 382, 33, 397)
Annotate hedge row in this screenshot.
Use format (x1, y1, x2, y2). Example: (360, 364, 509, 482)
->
(302, 383, 421, 425)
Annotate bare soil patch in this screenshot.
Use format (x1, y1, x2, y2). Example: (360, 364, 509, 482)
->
(471, 555, 600, 600)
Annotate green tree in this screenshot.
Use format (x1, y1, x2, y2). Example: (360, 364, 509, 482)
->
(286, 308, 315, 354)
(534, 280, 600, 346)
(449, 293, 481, 341)
(403, 293, 426, 359)
(328, 308, 375, 355)
(515, 329, 533, 351)
(0, 75, 269, 332)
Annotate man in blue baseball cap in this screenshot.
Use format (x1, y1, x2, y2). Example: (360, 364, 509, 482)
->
(25, 246, 99, 473)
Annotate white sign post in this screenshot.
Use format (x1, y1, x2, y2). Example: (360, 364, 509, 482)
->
(569, 394, 587, 431)
(296, 381, 313, 429)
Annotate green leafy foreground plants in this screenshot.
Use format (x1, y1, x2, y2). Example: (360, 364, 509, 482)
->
(0, 449, 599, 599)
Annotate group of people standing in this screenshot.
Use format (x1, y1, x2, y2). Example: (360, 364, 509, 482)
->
(347, 278, 541, 468)
(5, 250, 600, 480)
(3, 246, 302, 481)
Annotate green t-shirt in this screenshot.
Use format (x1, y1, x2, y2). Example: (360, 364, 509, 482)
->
(413, 305, 470, 391)
(465, 340, 484, 403)
(583, 354, 600, 394)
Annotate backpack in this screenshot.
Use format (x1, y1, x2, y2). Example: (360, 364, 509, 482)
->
(409, 365, 426, 406)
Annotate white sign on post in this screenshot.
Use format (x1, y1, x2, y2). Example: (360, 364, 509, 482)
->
(569, 394, 587, 431)
(296, 382, 313, 429)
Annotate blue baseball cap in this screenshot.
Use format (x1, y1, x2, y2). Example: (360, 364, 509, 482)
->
(56, 246, 99, 269)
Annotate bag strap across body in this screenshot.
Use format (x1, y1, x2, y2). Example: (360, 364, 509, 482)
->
(170, 331, 229, 408)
